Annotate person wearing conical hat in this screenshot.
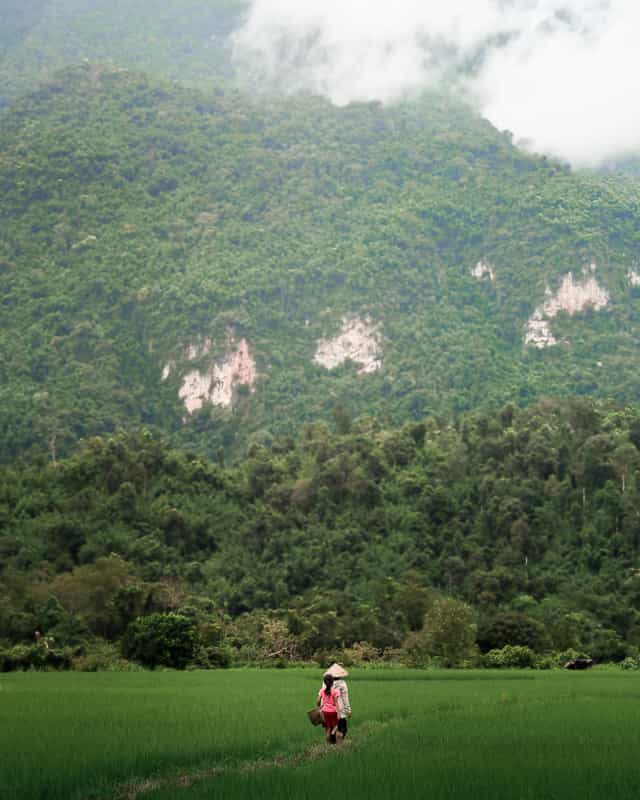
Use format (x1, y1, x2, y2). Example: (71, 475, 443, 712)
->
(323, 663, 351, 744)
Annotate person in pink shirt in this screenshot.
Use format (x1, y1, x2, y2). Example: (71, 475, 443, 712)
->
(317, 673, 340, 744)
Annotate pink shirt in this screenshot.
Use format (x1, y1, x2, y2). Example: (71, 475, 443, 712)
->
(318, 687, 340, 714)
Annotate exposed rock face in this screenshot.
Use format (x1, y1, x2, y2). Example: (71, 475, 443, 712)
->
(71, 234, 97, 251)
(471, 260, 496, 282)
(525, 315, 557, 348)
(525, 266, 610, 348)
(185, 340, 212, 361)
(163, 336, 257, 413)
(314, 316, 382, 374)
(628, 269, 640, 287)
(178, 370, 217, 415)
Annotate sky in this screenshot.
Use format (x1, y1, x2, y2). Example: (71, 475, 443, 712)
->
(233, 0, 640, 166)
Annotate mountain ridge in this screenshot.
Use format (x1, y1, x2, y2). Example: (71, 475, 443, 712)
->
(2, 64, 640, 462)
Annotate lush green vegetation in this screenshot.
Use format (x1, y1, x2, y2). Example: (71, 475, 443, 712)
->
(2, 34, 640, 794)
(3, 669, 640, 800)
(1, 669, 317, 800)
(2, 64, 640, 462)
(0, 0, 247, 105)
(2, 398, 640, 666)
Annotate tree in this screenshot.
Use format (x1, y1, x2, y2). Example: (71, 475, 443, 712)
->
(403, 596, 477, 667)
(51, 555, 135, 637)
(611, 442, 639, 493)
(477, 612, 550, 653)
(395, 571, 434, 631)
(589, 627, 627, 663)
(121, 613, 200, 669)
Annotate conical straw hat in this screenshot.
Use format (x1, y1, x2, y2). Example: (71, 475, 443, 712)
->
(324, 662, 349, 678)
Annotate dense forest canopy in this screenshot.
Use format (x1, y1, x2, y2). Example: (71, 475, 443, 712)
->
(1, 399, 640, 665)
(2, 65, 640, 463)
(2, 3, 640, 670)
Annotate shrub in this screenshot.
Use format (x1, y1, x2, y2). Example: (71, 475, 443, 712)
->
(478, 613, 550, 653)
(191, 644, 232, 669)
(620, 656, 640, 670)
(121, 613, 200, 669)
(590, 629, 627, 663)
(483, 645, 537, 669)
(556, 648, 592, 665)
(403, 596, 477, 668)
(535, 654, 557, 670)
(341, 641, 380, 666)
(0, 644, 72, 672)
(71, 641, 140, 672)
(381, 647, 406, 665)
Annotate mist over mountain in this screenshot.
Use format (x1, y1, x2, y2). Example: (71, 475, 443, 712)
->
(235, 0, 640, 167)
(1, 1, 639, 167)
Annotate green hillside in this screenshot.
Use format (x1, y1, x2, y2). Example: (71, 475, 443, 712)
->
(2, 399, 640, 663)
(0, 0, 246, 105)
(2, 65, 640, 461)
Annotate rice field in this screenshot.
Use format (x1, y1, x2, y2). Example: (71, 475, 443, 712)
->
(2, 669, 640, 800)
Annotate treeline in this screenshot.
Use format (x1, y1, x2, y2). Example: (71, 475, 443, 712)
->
(2, 397, 640, 669)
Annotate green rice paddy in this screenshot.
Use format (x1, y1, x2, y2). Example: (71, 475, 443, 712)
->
(2, 669, 639, 800)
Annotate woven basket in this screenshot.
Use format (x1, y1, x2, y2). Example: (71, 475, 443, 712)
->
(307, 707, 324, 726)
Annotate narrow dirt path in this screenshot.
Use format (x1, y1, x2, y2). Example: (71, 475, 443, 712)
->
(89, 718, 400, 800)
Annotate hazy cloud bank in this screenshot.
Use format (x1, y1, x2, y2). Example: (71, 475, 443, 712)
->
(233, 0, 640, 166)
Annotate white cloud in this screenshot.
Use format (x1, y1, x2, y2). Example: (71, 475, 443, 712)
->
(234, 0, 640, 166)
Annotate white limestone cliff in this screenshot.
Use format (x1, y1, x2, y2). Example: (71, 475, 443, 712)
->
(628, 269, 640, 287)
(525, 266, 610, 348)
(163, 336, 257, 413)
(471, 261, 496, 282)
(314, 316, 382, 374)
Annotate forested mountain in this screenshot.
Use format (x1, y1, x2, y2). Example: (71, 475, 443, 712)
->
(2, 399, 640, 663)
(0, 0, 246, 106)
(3, 9, 640, 670)
(2, 64, 640, 462)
